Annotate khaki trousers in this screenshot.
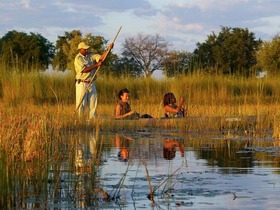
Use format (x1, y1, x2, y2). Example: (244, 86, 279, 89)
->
(75, 82, 97, 119)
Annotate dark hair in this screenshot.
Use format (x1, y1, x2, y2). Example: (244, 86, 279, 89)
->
(118, 88, 129, 100)
(118, 150, 128, 162)
(163, 147, 176, 160)
(163, 92, 176, 106)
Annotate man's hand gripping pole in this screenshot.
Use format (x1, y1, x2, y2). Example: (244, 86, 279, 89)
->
(74, 26, 122, 115)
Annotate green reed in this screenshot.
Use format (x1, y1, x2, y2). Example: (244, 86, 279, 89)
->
(1, 69, 280, 108)
(0, 103, 108, 209)
(0, 70, 75, 105)
(0, 97, 279, 208)
(1, 69, 280, 132)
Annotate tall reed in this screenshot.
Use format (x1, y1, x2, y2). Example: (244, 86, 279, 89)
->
(0, 102, 108, 209)
(1, 70, 280, 108)
(1, 69, 280, 125)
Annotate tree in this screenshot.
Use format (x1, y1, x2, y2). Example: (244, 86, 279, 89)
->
(0, 30, 54, 72)
(193, 32, 217, 73)
(112, 57, 143, 78)
(193, 26, 262, 76)
(52, 30, 117, 73)
(121, 33, 169, 78)
(161, 50, 194, 77)
(256, 35, 280, 75)
(52, 35, 69, 71)
(52, 30, 82, 72)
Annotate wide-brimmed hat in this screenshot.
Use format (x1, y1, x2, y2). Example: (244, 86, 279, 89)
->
(77, 42, 90, 50)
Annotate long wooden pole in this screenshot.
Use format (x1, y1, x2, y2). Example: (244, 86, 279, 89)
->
(74, 26, 122, 115)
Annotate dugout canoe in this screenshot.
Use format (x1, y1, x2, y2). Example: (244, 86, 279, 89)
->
(90, 115, 268, 134)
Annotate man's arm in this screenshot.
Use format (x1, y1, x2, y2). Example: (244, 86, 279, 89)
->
(81, 43, 114, 74)
(99, 43, 114, 62)
(81, 61, 102, 73)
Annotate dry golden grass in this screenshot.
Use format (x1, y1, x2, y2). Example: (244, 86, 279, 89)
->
(2, 71, 280, 208)
(0, 98, 280, 208)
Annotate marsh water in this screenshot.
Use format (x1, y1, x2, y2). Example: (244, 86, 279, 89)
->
(26, 129, 280, 210)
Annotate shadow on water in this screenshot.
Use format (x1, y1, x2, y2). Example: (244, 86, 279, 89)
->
(3, 129, 280, 209)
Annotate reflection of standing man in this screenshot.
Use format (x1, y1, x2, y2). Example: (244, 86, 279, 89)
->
(74, 42, 114, 119)
(75, 133, 98, 172)
(74, 133, 99, 208)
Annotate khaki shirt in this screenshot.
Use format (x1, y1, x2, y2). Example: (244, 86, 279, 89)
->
(74, 52, 101, 81)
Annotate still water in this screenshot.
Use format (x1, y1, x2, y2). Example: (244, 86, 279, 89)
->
(43, 131, 280, 209)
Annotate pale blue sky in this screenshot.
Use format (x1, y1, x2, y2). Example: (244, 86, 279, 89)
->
(0, 0, 279, 54)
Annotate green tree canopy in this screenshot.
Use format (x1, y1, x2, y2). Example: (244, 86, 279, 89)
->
(256, 35, 280, 75)
(52, 30, 82, 72)
(193, 26, 262, 76)
(161, 50, 194, 77)
(112, 57, 143, 78)
(52, 30, 117, 74)
(193, 32, 217, 74)
(0, 30, 54, 72)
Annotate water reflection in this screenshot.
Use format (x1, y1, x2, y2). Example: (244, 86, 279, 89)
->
(66, 131, 110, 208)
(74, 132, 97, 208)
(6, 131, 280, 209)
(196, 139, 254, 171)
(75, 132, 97, 172)
(115, 133, 133, 162)
(163, 138, 184, 160)
(100, 133, 280, 209)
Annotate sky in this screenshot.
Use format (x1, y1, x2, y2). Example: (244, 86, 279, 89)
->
(0, 0, 280, 54)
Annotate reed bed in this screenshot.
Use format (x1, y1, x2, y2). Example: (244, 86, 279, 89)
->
(1, 71, 280, 106)
(1, 70, 280, 136)
(1, 70, 280, 208)
(0, 103, 107, 209)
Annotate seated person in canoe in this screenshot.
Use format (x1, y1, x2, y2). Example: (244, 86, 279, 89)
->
(115, 88, 152, 119)
(163, 92, 185, 118)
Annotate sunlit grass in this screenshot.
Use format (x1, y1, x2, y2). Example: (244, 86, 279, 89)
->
(1, 70, 280, 132)
(1, 69, 280, 208)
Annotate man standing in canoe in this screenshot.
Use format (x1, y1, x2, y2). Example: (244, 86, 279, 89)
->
(74, 41, 114, 120)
